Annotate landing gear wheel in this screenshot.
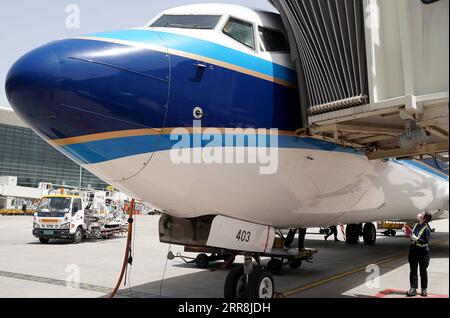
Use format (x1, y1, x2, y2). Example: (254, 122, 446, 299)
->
(288, 258, 302, 269)
(267, 258, 283, 275)
(39, 238, 49, 244)
(195, 254, 210, 269)
(224, 267, 245, 298)
(73, 227, 83, 244)
(346, 224, 359, 244)
(245, 269, 274, 299)
(363, 223, 377, 245)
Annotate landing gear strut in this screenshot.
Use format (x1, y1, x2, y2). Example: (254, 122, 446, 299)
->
(224, 255, 274, 298)
(345, 224, 360, 244)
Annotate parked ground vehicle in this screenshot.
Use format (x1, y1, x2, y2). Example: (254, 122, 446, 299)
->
(32, 193, 127, 244)
(377, 221, 410, 237)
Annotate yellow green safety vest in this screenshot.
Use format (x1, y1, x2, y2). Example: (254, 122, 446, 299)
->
(412, 224, 428, 247)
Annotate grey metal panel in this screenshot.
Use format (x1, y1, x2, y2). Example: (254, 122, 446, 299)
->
(270, 0, 369, 117)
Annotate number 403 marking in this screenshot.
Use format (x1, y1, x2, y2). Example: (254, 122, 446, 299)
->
(236, 230, 251, 242)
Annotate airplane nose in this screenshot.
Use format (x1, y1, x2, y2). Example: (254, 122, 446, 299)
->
(6, 37, 170, 144)
(6, 42, 62, 138)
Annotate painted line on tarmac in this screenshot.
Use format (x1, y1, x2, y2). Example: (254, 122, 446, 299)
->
(281, 252, 407, 297)
(0, 270, 158, 298)
(281, 238, 448, 297)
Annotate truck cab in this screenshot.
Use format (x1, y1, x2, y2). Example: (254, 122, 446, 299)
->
(32, 194, 85, 244)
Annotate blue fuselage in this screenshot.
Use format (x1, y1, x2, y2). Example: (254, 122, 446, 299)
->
(6, 29, 300, 165)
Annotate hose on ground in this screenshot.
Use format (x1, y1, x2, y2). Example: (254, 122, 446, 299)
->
(110, 198, 135, 298)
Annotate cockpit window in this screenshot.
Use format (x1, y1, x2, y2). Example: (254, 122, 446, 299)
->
(259, 26, 290, 52)
(223, 17, 255, 50)
(151, 15, 222, 29)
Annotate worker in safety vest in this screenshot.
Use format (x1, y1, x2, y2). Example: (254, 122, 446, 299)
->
(406, 211, 432, 297)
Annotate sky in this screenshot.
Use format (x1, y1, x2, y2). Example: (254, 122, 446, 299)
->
(0, 0, 275, 108)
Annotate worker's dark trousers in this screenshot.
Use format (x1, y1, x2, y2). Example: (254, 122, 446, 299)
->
(284, 228, 307, 249)
(325, 226, 338, 241)
(408, 245, 430, 289)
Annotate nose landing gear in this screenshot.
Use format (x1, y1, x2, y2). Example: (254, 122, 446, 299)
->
(224, 255, 274, 299)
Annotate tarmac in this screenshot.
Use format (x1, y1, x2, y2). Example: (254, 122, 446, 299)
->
(0, 215, 448, 298)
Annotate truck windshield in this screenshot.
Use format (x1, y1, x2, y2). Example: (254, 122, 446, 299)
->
(37, 197, 71, 214)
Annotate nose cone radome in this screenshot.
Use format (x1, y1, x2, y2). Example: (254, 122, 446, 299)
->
(6, 38, 170, 141)
(6, 42, 64, 137)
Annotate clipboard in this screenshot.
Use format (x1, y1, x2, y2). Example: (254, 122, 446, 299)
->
(403, 224, 413, 237)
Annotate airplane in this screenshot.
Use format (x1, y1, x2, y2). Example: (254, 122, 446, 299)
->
(5, 3, 449, 298)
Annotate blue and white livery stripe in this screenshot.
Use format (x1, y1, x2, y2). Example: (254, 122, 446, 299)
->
(395, 159, 449, 181)
(82, 29, 298, 86)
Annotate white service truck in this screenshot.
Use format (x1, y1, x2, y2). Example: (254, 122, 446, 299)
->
(33, 194, 127, 244)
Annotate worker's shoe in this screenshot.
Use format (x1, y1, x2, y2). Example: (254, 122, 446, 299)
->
(421, 289, 428, 297)
(406, 288, 417, 297)
(324, 236, 328, 242)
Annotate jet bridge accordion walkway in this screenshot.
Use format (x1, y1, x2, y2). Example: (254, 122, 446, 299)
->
(271, 0, 449, 163)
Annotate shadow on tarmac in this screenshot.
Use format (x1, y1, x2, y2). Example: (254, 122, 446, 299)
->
(110, 233, 449, 298)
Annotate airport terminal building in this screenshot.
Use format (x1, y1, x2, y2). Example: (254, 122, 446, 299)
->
(0, 107, 107, 189)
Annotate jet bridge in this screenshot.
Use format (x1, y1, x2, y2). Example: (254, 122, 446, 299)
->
(270, 0, 449, 162)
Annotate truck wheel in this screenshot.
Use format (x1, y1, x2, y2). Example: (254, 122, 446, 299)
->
(267, 258, 283, 275)
(363, 223, 377, 245)
(39, 238, 50, 244)
(288, 258, 302, 269)
(245, 269, 274, 298)
(195, 254, 209, 269)
(224, 267, 245, 298)
(73, 227, 83, 244)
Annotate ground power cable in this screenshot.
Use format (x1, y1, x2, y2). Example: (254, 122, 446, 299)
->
(110, 199, 135, 298)
(159, 221, 173, 297)
(125, 208, 137, 297)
